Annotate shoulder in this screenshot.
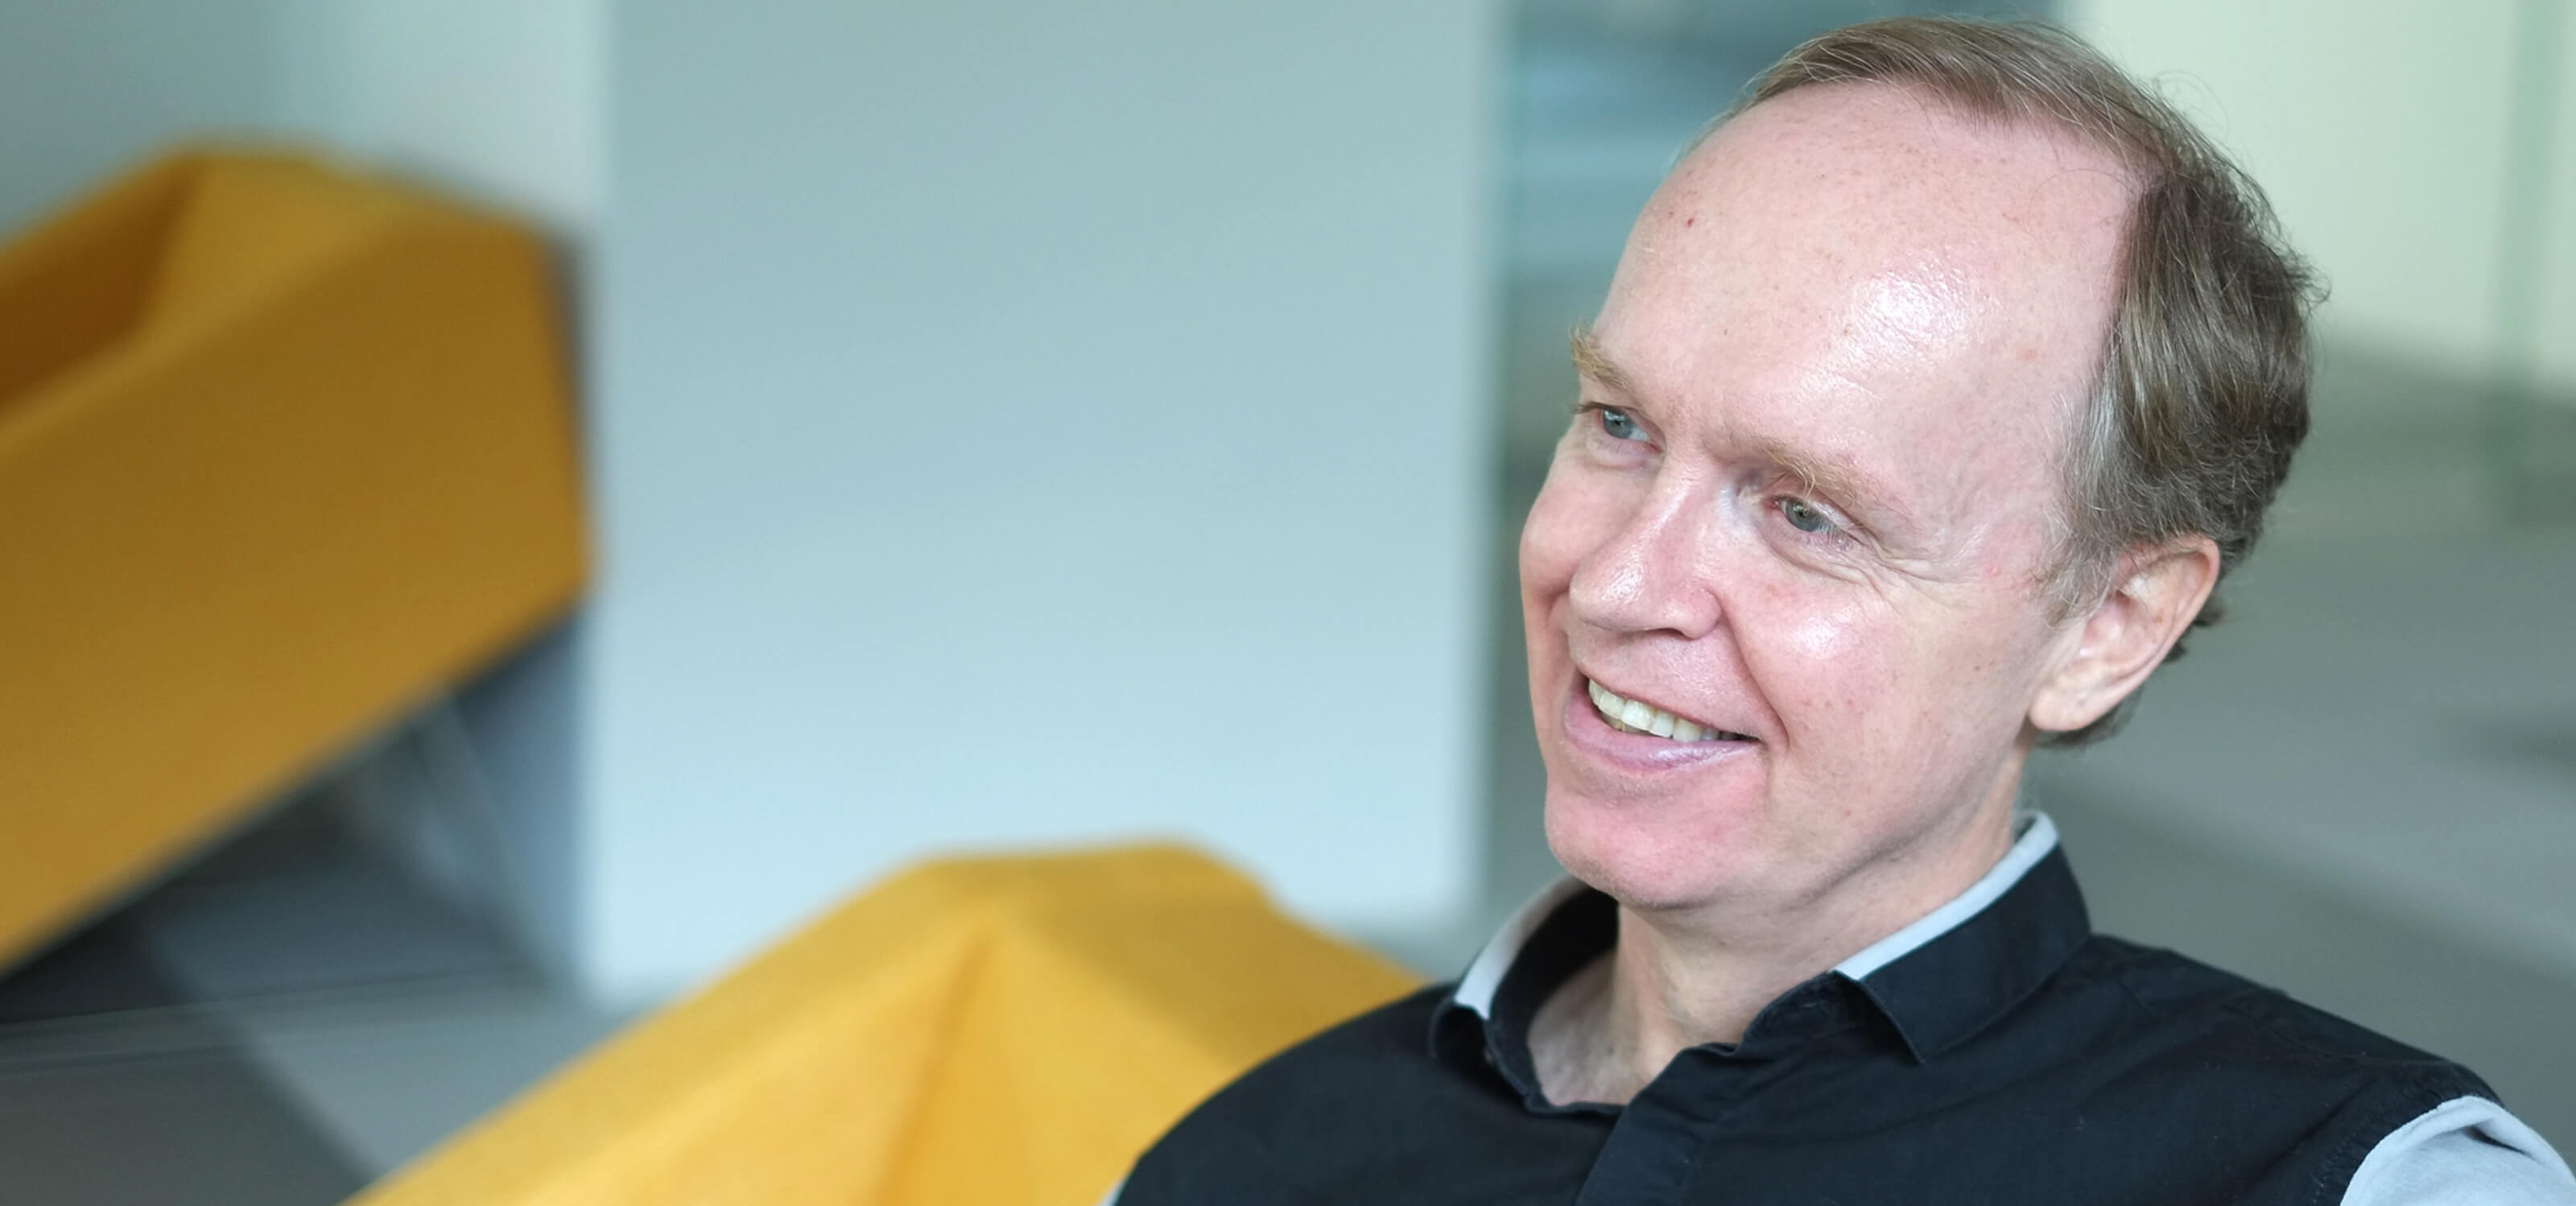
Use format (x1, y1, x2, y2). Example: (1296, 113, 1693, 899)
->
(2343, 1096, 2576, 1205)
(2067, 935, 2479, 1072)
(2048, 937, 2570, 1201)
(2052, 935, 2489, 1117)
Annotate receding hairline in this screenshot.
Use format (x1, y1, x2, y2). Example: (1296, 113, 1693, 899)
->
(1678, 76, 2152, 212)
(1699, 18, 2181, 175)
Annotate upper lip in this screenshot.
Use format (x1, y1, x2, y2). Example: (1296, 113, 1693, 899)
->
(1579, 669, 1741, 737)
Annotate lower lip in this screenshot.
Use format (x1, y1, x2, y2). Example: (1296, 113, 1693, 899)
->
(1559, 679, 1759, 774)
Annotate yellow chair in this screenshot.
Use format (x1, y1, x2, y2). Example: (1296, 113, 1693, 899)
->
(0, 150, 586, 969)
(350, 845, 1419, 1206)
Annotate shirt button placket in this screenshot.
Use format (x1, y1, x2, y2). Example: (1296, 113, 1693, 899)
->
(1572, 1048, 1750, 1205)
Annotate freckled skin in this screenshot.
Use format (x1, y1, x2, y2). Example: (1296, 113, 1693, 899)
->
(1521, 85, 2132, 956)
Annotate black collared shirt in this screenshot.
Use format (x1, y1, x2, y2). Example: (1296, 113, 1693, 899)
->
(1117, 816, 2572, 1204)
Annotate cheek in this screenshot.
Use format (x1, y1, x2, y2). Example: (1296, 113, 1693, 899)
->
(1517, 498, 1569, 605)
(1740, 580, 2017, 768)
(1748, 593, 1893, 727)
(1518, 465, 1612, 606)
(1763, 591, 2048, 758)
(1784, 605, 1864, 663)
(1517, 474, 1580, 689)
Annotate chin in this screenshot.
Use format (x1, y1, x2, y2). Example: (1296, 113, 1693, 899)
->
(1541, 783, 1769, 913)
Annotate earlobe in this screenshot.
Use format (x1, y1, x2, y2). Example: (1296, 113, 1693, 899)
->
(2029, 537, 2222, 735)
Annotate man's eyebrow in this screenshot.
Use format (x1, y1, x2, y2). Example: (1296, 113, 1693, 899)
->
(1569, 326, 1642, 398)
(1756, 436, 1924, 535)
(1750, 438, 1868, 505)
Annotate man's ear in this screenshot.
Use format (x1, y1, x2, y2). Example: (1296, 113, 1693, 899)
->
(2029, 536, 2222, 736)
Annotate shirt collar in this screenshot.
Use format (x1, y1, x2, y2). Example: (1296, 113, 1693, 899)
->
(1432, 812, 2091, 1083)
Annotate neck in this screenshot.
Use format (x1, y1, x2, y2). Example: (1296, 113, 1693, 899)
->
(1531, 774, 2023, 1106)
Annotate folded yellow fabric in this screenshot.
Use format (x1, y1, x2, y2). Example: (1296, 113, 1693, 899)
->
(351, 845, 1419, 1206)
(0, 150, 585, 968)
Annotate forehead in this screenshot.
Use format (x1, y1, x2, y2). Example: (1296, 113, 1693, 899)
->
(1591, 84, 2132, 543)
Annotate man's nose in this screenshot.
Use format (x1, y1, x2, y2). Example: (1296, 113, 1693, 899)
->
(1567, 476, 1724, 639)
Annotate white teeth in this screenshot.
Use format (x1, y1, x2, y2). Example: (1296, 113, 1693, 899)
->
(1585, 679, 1740, 742)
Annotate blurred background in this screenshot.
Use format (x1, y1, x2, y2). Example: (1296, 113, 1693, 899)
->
(0, 0, 2569, 1201)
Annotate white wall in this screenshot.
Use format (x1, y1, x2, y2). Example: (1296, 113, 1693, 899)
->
(0, 0, 273, 233)
(584, 0, 1502, 1000)
(2068, 0, 2576, 397)
(0, 0, 602, 237)
(263, 0, 605, 232)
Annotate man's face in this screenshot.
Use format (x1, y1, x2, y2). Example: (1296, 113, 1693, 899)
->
(1521, 85, 2133, 916)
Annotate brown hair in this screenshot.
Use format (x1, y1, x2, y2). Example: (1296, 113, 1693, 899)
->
(1725, 17, 2318, 745)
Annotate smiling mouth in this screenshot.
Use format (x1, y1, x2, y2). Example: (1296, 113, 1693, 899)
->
(1586, 679, 1755, 743)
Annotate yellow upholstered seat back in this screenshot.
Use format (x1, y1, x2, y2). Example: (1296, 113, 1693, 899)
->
(0, 158, 184, 411)
(350, 845, 1419, 1206)
(140, 155, 411, 337)
(0, 150, 585, 970)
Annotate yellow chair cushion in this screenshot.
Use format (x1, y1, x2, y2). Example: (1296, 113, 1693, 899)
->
(350, 845, 1420, 1206)
(0, 150, 586, 969)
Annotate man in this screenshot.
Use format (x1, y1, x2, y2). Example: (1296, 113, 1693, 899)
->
(1116, 17, 2575, 1205)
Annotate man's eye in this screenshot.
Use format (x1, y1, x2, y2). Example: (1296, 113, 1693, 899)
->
(1596, 406, 1645, 441)
(1777, 496, 1839, 535)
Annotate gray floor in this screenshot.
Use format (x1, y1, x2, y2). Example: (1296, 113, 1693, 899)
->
(0, 769, 624, 1204)
(0, 920, 366, 1206)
